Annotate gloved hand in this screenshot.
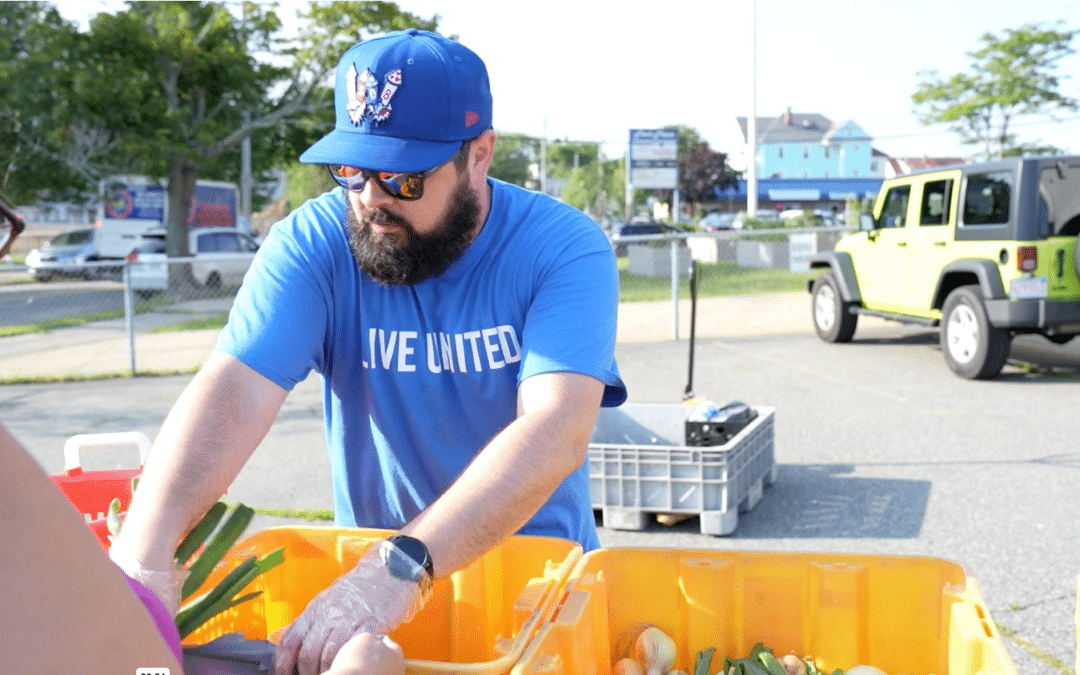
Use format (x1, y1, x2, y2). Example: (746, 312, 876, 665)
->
(273, 539, 433, 675)
(108, 542, 190, 617)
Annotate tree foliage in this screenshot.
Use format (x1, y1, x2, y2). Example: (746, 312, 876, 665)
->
(4, 0, 440, 268)
(649, 125, 738, 221)
(912, 22, 1079, 159)
(488, 132, 535, 188)
(0, 2, 84, 203)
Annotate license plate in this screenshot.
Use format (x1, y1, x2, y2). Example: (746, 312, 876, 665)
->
(1009, 275, 1048, 299)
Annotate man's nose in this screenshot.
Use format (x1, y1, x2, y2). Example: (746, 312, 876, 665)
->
(356, 176, 393, 209)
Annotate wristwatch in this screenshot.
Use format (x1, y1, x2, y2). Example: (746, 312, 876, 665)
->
(382, 534, 435, 583)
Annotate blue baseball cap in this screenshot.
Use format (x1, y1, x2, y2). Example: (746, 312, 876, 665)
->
(299, 29, 493, 173)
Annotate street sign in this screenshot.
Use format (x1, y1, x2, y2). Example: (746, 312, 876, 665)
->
(629, 129, 678, 189)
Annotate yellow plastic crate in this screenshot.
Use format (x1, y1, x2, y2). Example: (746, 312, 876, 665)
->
(512, 548, 1019, 675)
(183, 526, 581, 675)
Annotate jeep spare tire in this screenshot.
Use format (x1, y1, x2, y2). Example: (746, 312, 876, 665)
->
(940, 285, 1010, 379)
(811, 271, 857, 343)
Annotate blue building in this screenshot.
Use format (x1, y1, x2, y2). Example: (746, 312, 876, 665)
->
(739, 108, 882, 179)
(705, 108, 888, 219)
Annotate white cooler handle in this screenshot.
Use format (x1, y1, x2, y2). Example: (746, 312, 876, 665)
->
(63, 431, 152, 472)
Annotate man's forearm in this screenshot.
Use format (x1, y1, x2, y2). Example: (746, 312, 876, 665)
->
(401, 372, 603, 577)
(116, 353, 288, 569)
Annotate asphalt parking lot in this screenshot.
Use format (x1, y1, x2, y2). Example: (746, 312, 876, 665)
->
(4, 295, 1079, 674)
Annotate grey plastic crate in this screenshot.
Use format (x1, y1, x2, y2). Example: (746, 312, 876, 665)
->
(588, 403, 776, 536)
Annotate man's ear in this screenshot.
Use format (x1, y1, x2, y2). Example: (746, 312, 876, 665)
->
(468, 129, 497, 187)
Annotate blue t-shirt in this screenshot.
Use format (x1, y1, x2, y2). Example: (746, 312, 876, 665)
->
(217, 178, 626, 551)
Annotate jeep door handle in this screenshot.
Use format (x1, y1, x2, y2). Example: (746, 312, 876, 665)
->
(895, 241, 907, 247)
(933, 241, 947, 247)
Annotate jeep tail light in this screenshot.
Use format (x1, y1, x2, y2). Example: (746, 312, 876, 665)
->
(1017, 246, 1037, 272)
(126, 251, 138, 263)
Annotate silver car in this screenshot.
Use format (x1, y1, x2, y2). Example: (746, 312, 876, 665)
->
(25, 228, 107, 282)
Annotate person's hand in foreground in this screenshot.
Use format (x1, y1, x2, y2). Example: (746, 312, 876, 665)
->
(324, 632, 405, 675)
(274, 539, 431, 675)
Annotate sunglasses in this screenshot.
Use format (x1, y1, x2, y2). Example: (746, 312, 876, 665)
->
(327, 143, 467, 201)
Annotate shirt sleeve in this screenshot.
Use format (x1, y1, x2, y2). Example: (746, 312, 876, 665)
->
(214, 195, 341, 390)
(518, 222, 627, 407)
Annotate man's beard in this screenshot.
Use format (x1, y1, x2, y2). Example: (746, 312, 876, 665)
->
(345, 180, 480, 286)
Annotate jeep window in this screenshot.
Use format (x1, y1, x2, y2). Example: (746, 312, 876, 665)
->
(919, 179, 952, 226)
(963, 172, 1011, 225)
(881, 185, 910, 228)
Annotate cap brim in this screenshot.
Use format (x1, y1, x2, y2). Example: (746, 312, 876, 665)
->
(299, 129, 461, 173)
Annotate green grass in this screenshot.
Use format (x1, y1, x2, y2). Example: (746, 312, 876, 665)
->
(0, 292, 221, 338)
(617, 257, 814, 303)
(148, 313, 229, 333)
(0, 308, 127, 337)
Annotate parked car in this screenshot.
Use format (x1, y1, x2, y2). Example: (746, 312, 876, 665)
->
(126, 227, 260, 293)
(698, 212, 737, 231)
(808, 154, 1080, 379)
(25, 228, 112, 282)
(610, 222, 683, 255)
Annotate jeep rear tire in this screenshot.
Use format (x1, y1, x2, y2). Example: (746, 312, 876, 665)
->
(940, 285, 1010, 379)
(811, 271, 857, 343)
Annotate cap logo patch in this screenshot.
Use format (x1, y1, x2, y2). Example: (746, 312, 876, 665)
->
(345, 64, 402, 126)
(465, 111, 479, 128)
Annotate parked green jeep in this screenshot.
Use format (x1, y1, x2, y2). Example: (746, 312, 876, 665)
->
(808, 155, 1080, 379)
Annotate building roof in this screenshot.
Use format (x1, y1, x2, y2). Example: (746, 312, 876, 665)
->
(737, 108, 872, 144)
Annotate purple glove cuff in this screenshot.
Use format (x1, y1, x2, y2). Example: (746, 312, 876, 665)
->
(122, 570, 183, 663)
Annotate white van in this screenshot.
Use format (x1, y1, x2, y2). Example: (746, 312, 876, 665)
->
(96, 176, 240, 260)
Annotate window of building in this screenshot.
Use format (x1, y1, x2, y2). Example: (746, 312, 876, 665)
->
(778, 146, 784, 159)
(824, 147, 830, 159)
(803, 145, 810, 159)
(963, 171, 1012, 225)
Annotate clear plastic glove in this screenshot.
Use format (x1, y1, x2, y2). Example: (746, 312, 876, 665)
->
(273, 539, 433, 675)
(108, 542, 190, 616)
(324, 633, 404, 675)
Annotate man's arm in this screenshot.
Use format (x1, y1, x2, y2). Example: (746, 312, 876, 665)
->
(113, 352, 290, 583)
(273, 370, 604, 675)
(401, 370, 604, 577)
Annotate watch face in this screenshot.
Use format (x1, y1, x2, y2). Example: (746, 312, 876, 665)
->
(391, 536, 428, 568)
(385, 536, 432, 581)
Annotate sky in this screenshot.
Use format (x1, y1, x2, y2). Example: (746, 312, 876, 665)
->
(54, 0, 1080, 168)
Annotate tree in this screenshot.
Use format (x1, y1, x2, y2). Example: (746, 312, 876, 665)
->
(77, 1, 440, 268)
(912, 22, 1079, 160)
(647, 125, 737, 222)
(678, 141, 738, 218)
(561, 155, 624, 222)
(489, 132, 535, 188)
(0, 2, 86, 203)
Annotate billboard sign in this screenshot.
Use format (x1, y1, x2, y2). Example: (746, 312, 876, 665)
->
(629, 128, 678, 189)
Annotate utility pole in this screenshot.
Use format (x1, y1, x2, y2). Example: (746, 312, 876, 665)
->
(747, 1, 758, 217)
(239, 2, 253, 235)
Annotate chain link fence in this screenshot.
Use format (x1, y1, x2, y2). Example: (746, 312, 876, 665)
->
(0, 256, 241, 379)
(0, 225, 850, 379)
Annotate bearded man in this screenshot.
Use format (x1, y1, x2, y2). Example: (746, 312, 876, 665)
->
(109, 29, 626, 675)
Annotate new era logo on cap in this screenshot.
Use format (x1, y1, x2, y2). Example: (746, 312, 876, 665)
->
(299, 29, 493, 174)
